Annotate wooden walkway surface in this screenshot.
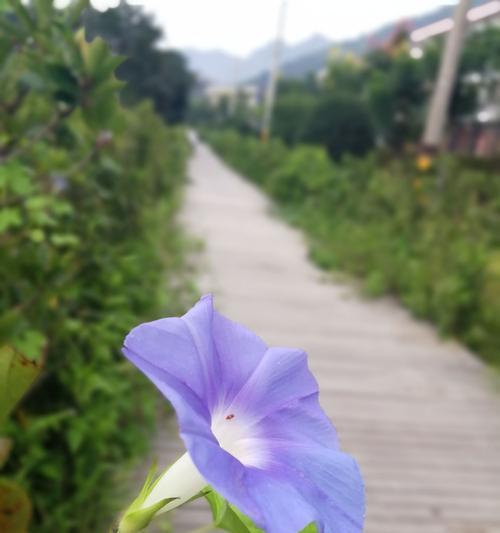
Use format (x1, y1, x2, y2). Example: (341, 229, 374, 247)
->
(149, 140, 500, 533)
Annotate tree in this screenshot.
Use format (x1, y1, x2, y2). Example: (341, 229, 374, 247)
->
(304, 94, 375, 160)
(273, 91, 315, 145)
(324, 52, 367, 95)
(366, 46, 426, 150)
(84, 1, 192, 123)
(270, 79, 318, 145)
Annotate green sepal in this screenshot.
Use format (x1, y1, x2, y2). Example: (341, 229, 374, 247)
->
(299, 523, 318, 533)
(127, 459, 160, 513)
(113, 460, 178, 532)
(115, 497, 176, 533)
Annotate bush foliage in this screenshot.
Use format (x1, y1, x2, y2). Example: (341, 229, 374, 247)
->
(303, 93, 375, 161)
(205, 130, 500, 366)
(0, 1, 189, 531)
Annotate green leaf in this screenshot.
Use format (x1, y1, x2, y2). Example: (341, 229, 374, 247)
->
(27, 409, 75, 433)
(0, 309, 21, 345)
(25, 195, 50, 211)
(19, 70, 46, 91)
(51, 199, 73, 216)
(50, 233, 80, 247)
(66, 424, 83, 452)
(6, 0, 35, 32)
(0, 478, 31, 533)
(29, 229, 44, 243)
(65, 0, 90, 26)
(0, 161, 32, 195)
(33, 0, 53, 28)
(0, 344, 44, 426)
(12, 330, 45, 362)
(45, 63, 79, 94)
(0, 208, 22, 233)
(81, 34, 124, 82)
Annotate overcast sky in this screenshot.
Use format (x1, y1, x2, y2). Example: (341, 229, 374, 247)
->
(88, 0, 456, 56)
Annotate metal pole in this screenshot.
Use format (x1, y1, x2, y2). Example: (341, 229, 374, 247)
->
(422, 0, 471, 148)
(261, 0, 288, 141)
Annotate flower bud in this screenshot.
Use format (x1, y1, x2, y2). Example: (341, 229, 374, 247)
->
(112, 461, 178, 533)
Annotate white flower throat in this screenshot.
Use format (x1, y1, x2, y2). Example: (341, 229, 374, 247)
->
(142, 409, 268, 513)
(211, 409, 269, 469)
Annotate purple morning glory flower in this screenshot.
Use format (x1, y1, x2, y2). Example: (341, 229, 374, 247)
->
(122, 295, 364, 533)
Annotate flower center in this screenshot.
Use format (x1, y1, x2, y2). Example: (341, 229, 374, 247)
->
(211, 410, 269, 468)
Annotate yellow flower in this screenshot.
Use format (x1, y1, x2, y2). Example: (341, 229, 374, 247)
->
(416, 154, 432, 172)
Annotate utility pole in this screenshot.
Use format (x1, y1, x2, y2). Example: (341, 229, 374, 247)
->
(260, 0, 288, 142)
(422, 0, 471, 149)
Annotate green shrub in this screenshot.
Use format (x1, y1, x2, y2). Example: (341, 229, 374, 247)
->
(206, 129, 287, 185)
(272, 92, 315, 146)
(267, 146, 333, 204)
(0, 2, 189, 531)
(303, 94, 375, 161)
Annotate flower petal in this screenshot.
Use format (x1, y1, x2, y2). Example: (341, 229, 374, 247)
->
(228, 347, 319, 424)
(123, 325, 265, 522)
(181, 294, 220, 410)
(212, 309, 268, 405)
(243, 468, 318, 533)
(124, 295, 221, 410)
(258, 393, 339, 450)
(122, 344, 212, 440)
(266, 446, 365, 533)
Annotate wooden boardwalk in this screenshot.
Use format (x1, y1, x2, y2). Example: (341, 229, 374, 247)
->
(149, 140, 500, 533)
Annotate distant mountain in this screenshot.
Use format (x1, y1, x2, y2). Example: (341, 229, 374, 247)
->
(186, 0, 491, 87)
(183, 48, 239, 86)
(277, 4, 460, 80)
(184, 34, 331, 85)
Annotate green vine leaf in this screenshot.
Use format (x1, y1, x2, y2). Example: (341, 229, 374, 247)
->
(0, 343, 44, 426)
